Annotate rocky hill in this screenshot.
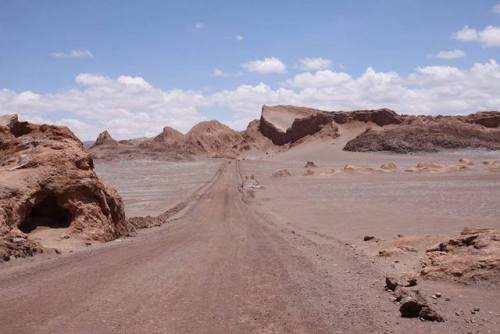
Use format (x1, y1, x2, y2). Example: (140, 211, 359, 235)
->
(92, 130, 117, 147)
(89, 120, 244, 160)
(87, 105, 500, 160)
(259, 105, 500, 153)
(183, 120, 243, 157)
(259, 105, 401, 145)
(344, 118, 500, 153)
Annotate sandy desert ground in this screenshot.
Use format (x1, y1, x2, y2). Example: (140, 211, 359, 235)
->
(94, 159, 221, 217)
(0, 142, 499, 333)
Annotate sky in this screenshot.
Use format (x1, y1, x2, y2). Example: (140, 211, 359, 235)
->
(1, 0, 500, 140)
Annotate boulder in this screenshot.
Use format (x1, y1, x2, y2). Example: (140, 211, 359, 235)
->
(304, 161, 318, 168)
(272, 169, 292, 177)
(303, 169, 315, 176)
(395, 288, 443, 321)
(380, 162, 398, 171)
(385, 274, 417, 291)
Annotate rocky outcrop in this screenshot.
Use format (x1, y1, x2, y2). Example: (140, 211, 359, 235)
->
(260, 106, 336, 145)
(332, 108, 402, 126)
(0, 115, 129, 261)
(259, 106, 500, 152)
(153, 126, 185, 146)
(90, 120, 246, 160)
(464, 112, 500, 128)
(184, 120, 243, 157)
(259, 105, 400, 145)
(92, 130, 118, 147)
(422, 228, 500, 285)
(236, 120, 274, 152)
(0, 114, 19, 128)
(344, 119, 500, 153)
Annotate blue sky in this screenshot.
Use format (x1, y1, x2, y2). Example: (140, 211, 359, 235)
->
(1, 0, 499, 139)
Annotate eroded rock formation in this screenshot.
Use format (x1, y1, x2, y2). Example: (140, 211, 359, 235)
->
(259, 105, 336, 145)
(0, 115, 129, 260)
(88, 106, 500, 159)
(259, 105, 401, 145)
(344, 119, 500, 153)
(92, 130, 118, 147)
(422, 228, 500, 285)
(183, 120, 243, 157)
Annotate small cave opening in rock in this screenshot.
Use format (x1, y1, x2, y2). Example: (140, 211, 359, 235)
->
(19, 195, 71, 233)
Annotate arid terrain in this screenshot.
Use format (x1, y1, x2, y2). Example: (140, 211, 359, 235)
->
(1, 107, 500, 333)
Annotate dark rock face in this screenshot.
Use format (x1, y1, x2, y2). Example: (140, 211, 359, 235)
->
(344, 119, 500, 153)
(333, 108, 402, 126)
(465, 112, 500, 128)
(259, 105, 400, 145)
(259, 105, 500, 152)
(0, 115, 129, 260)
(259, 106, 336, 145)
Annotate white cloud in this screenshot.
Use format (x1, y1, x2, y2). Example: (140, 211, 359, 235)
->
(0, 75, 206, 140)
(76, 73, 110, 86)
(433, 49, 466, 59)
(215, 61, 500, 119)
(454, 26, 478, 42)
(50, 49, 94, 59)
(211, 68, 242, 78)
(494, 3, 500, 13)
(298, 57, 332, 71)
(195, 22, 205, 29)
(212, 68, 226, 77)
(242, 57, 286, 74)
(286, 70, 351, 88)
(117, 75, 152, 89)
(235, 34, 244, 41)
(2, 60, 500, 140)
(454, 25, 500, 47)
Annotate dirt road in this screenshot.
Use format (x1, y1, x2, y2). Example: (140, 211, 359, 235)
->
(0, 162, 448, 333)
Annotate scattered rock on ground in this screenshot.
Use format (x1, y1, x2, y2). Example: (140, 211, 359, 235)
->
(386, 274, 418, 291)
(242, 175, 262, 189)
(405, 162, 445, 173)
(343, 164, 380, 174)
(303, 169, 315, 176)
(458, 158, 474, 166)
(304, 161, 318, 168)
(272, 169, 292, 177)
(395, 288, 444, 321)
(380, 162, 398, 171)
(422, 227, 500, 285)
(483, 160, 500, 172)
